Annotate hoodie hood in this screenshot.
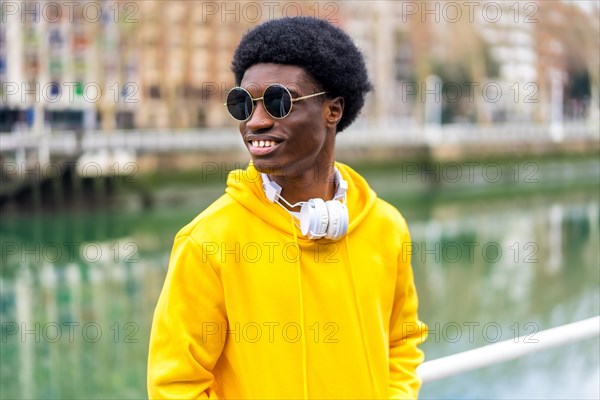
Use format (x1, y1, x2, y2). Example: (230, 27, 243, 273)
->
(225, 161, 378, 245)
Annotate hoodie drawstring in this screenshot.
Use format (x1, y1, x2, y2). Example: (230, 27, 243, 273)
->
(288, 220, 378, 399)
(290, 217, 309, 400)
(343, 235, 380, 398)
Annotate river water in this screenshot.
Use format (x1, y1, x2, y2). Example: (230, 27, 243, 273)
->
(1, 162, 598, 399)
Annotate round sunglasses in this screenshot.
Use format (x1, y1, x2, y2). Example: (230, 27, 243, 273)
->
(224, 84, 326, 121)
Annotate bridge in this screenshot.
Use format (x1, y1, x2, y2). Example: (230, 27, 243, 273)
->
(1, 121, 598, 159)
(1, 121, 598, 205)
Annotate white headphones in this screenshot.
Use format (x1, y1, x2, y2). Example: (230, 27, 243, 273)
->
(261, 170, 349, 240)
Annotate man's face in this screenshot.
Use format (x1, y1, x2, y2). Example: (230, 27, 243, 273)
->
(238, 63, 335, 179)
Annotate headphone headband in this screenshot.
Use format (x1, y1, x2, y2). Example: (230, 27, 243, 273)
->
(261, 169, 347, 204)
(260, 169, 349, 240)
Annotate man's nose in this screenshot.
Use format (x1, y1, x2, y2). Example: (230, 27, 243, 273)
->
(246, 101, 274, 131)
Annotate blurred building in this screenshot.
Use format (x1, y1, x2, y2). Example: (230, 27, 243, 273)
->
(133, 1, 251, 129)
(3, 1, 112, 131)
(131, 1, 333, 129)
(1, 0, 598, 133)
(478, 2, 538, 123)
(1, 0, 318, 131)
(535, 1, 599, 122)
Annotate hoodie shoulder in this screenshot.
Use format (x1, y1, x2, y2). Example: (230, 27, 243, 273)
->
(369, 197, 411, 243)
(336, 162, 410, 240)
(176, 193, 245, 241)
(374, 198, 409, 227)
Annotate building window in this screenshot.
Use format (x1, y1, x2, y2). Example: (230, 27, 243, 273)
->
(49, 82, 60, 98)
(149, 85, 161, 99)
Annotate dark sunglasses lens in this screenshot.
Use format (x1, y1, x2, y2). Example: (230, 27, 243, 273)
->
(264, 85, 292, 118)
(227, 89, 253, 120)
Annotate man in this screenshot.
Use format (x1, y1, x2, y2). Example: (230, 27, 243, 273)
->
(148, 16, 427, 399)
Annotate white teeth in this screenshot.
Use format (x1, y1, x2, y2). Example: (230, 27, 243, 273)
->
(251, 140, 276, 148)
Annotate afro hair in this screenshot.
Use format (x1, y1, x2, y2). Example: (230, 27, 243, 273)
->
(231, 17, 372, 133)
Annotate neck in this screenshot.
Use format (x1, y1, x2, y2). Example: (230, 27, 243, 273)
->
(269, 163, 336, 209)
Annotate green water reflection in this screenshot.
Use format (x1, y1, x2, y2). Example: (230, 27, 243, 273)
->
(1, 180, 598, 399)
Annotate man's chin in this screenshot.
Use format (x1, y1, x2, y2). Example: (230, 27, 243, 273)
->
(251, 159, 285, 175)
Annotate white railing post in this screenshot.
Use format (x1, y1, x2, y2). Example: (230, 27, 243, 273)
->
(417, 316, 600, 383)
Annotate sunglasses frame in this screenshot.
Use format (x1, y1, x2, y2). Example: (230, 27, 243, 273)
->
(224, 83, 326, 121)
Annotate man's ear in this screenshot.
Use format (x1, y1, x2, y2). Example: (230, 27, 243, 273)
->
(324, 97, 344, 129)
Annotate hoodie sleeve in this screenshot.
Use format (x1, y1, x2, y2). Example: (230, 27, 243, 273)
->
(388, 218, 428, 399)
(148, 234, 226, 399)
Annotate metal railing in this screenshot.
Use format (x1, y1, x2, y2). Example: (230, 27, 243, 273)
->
(1, 121, 598, 156)
(417, 316, 600, 383)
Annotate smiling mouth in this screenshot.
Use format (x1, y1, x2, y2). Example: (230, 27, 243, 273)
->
(246, 139, 282, 156)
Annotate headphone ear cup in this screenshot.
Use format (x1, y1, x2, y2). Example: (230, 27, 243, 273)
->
(300, 198, 329, 239)
(324, 200, 349, 240)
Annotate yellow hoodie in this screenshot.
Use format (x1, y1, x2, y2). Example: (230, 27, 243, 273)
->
(148, 162, 427, 399)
